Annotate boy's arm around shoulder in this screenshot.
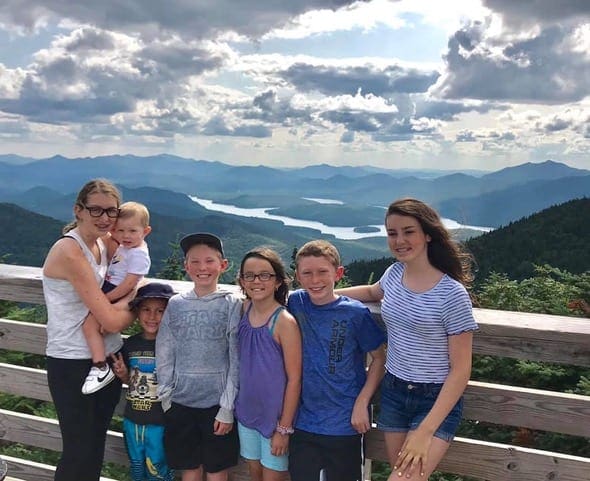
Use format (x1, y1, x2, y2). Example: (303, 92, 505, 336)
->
(155, 301, 176, 412)
(216, 293, 242, 425)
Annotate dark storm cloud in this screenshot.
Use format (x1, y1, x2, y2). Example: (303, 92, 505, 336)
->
(244, 89, 313, 125)
(433, 22, 590, 104)
(320, 109, 383, 132)
(201, 115, 271, 138)
(415, 98, 508, 121)
(0, 27, 227, 124)
(543, 116, 572, 132)
(0, 0, 370, 39)
(371, 118, 438, 142)
(280, 62, 439, 96)
(483, 0, 590, 26)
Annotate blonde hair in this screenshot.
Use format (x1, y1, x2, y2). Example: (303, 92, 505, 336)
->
(118, 201, 150, 227)
(63, 179, 121, 234)
(295, 240, 341, 269)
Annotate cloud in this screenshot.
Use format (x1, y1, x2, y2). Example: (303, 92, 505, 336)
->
(0, 26, 229, 125)
(433, 19, 590, 104)
(201, 114, 271, 138)
(0, 0, 370, 39)
(483, 0, 590, 26)
(0, 115, 30, 137)
(456, 130, 476, 142)
(340, 130, 354, 143)
(416, 98, 508, 120)
(372, 117, 442, 142)
(280, 62, 439, 96)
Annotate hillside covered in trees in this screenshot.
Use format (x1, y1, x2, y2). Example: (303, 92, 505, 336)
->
(464, 197, 590, 283)
(345, 197, 590, 287)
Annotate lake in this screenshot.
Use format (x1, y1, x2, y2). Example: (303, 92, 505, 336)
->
(189, 195, 493, 240)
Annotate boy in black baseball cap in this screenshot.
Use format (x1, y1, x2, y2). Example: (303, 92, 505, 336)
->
(156, 232, 242, 479)
(179, 232, 224, 257)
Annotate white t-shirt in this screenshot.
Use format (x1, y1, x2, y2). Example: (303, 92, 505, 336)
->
(105, 243, 151, 286)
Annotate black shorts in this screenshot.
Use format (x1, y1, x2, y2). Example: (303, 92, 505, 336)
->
(288, 429, 364, 481)
(164, 402, 239, 473)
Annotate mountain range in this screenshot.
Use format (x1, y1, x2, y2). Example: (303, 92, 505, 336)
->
(0, 154, 588, 229)
(0, 154, 588, 277)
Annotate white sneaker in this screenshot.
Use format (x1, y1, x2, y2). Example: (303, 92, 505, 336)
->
(0, 457, 7, 481)
(82, 364, 115, 394)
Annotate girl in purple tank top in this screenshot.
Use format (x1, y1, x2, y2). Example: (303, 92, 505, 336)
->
(234, 247, 302, 481)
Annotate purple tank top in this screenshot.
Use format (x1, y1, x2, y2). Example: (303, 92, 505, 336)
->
(235, 305, 287, 438)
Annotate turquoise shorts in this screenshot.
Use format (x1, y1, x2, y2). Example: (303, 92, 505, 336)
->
(237, 422, 289, 472)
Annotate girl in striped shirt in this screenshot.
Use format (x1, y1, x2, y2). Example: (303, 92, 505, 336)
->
(338, 198, 477, 481)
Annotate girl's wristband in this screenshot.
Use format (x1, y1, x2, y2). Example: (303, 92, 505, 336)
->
(276, 424, 294, 435)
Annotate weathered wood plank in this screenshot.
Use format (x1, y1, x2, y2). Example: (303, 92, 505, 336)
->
(3, 362, 588, 439)
(0, 264, 238, 305)
(0, 454, 118, 481)
(0, 319, 46, 355)
(4, 409, 589, 481)
(0, 408, 128, 466)
(463, 381, 590, 437)
(0, 409, 254, 480)
(0, 265, 45, 304)
(365, 430, 590, 481)
(0, 364, 51, 402)
(0, 363, 126, 416)
(3, 309, 590, 368)
(472, 308, 590, 367)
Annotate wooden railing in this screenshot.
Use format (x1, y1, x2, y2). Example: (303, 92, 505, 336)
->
(0, 263, 589, 480)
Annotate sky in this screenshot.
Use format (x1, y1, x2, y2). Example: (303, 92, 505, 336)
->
(0, 0, 588, 171)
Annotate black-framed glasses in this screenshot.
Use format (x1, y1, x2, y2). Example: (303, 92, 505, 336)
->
(241, 272, 276, 282)
(82, 204, 120, 218)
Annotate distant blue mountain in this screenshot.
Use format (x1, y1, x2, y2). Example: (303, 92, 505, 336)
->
(437, 175, 590, 227)
(0, 153, 588, 228)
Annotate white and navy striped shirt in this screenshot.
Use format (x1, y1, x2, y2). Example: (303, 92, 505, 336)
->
(379, 262, 477, 383)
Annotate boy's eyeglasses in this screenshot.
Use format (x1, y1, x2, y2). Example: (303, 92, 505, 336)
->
(241, 272, 276, 282)
(83, 204, 120, 218)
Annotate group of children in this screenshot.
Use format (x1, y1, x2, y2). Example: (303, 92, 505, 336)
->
(84, 196, 477, 481)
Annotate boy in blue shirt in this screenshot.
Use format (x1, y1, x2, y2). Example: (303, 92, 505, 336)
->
(287, 240, 386, 481)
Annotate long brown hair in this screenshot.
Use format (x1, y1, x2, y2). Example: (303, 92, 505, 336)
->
(63, 179, 122, 234)
(386, 198, 473, 286)
(238, 247, 291, 305)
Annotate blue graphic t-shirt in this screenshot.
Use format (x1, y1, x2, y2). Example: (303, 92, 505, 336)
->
(287, 289, 386, 435)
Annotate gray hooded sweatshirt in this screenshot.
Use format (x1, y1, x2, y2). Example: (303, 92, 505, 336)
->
(156, 287, 242, 424)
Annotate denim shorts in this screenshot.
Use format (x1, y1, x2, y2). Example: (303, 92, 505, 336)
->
(237, 422, 288, 472)
(377, 372, 463, 442)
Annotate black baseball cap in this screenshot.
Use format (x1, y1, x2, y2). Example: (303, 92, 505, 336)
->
(129, 282, 175, 309)
(180, 232, 224, 257)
